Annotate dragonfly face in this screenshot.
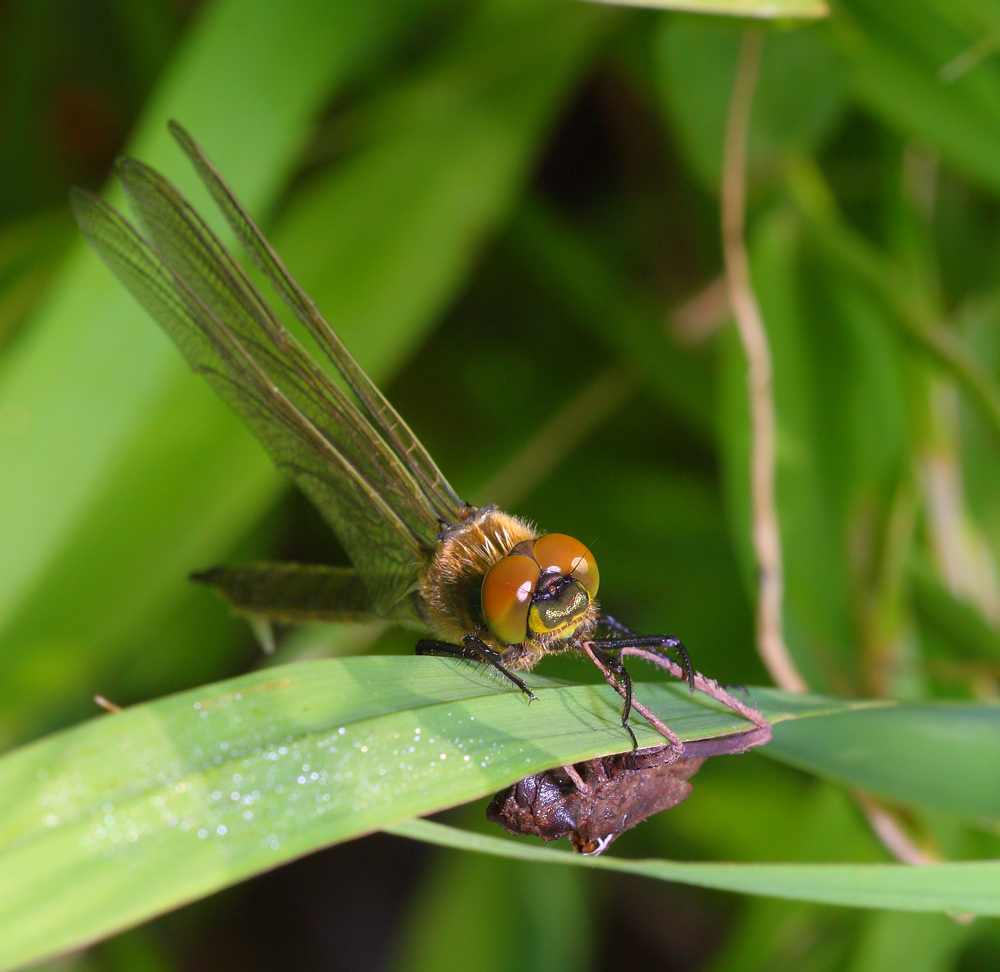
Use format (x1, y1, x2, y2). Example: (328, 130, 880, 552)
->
(70, 122, 710, 752)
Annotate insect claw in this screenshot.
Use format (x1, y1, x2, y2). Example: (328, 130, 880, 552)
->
(623, 722, 638, 750)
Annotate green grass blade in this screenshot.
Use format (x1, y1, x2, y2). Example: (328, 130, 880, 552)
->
(387, 847, 594, 972)
(839, 0, 1000, 197)
(389, 818, 1000, 915)
(0, 0, 430, 740)
(0, 0, 613, 743)
(655, 18, 845, 191)
(0, 0, 417, 637)
(763, 697, 1000, 823)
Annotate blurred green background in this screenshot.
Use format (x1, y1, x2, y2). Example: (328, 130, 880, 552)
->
(1, 0, 999, 969)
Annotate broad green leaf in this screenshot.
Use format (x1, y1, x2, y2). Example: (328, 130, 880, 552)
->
(0, 658, 860, 970)
(763, 697, 1000, 823)
(390, 817, 1000, 915)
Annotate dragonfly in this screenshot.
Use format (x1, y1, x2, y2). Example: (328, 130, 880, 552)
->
(72, 122, 769, 756)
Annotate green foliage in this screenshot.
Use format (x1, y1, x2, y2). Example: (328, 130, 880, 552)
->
(0, 661, 864, 968)
(1, 0, 1000, 969)
(392, 818, 1000, 914)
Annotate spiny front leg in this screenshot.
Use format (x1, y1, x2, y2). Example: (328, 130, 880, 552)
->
(587, 643, 638, 750)
(582, 642, 683, 758)
(594, 616, 771, 741)
(415, 636, 537, 701)
(594, 616, 695, 694)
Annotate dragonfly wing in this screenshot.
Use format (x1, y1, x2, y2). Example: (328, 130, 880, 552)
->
(191, 563, 419, 624)
(168, 121, 466, 526)
(117, 156, 446, 547)
(71, 187, 429, 614)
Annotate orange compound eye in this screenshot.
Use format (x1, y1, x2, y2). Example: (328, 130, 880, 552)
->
(532, 533, 599, 597)
(482, 553, 541, 645)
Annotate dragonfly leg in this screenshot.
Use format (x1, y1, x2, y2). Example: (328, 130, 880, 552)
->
(583, 641, 684, 755)
(415, 637, 537, 701)
(591, 634, 695, 694)
(587, 643, 638, 750)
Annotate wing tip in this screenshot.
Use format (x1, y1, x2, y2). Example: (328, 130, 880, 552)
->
(68, 185, 115, 236)
(168, 118, 194, 149)
(67, 184, 97, 212)
(189, 566, 223, 585)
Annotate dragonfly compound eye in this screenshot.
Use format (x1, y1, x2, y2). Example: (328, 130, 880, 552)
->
(532, 534, 599, 597)
(482, 553, 541, 645)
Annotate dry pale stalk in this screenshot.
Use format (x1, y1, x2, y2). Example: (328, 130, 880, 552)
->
(719, 29, 942, 869)
(721, 27, 808, 694)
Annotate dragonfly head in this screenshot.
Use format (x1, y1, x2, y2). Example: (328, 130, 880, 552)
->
(481, 534, 599, 645)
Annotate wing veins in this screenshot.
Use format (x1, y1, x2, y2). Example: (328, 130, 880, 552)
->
(71, 188, 425, 611)
(117, 157, 441, 554)
(168, 121, 465, 524)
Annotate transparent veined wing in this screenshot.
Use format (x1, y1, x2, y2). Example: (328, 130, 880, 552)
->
(70, 148, 457, 614)
(189, 564, 402, 624)
(168, 121, 465, 529)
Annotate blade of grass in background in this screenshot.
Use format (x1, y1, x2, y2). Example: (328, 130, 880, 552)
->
(0, 0, 440, 743)
(0, 210, 73, 349)
(509, 200, 715, 439)
(0, 0, 615, 745)
(838, 0, 1000, 198)
(391, 817, 1000, 915)
(387, 849, 594, 972)
(654, 17, 846, 192)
